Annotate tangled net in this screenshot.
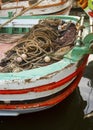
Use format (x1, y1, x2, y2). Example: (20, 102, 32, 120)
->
(0, 19, 77, 72)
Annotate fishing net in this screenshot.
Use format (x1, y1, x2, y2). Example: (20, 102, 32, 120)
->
(0, 19, 77, 72)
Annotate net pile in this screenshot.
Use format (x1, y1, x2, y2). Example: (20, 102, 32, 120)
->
(0, 19, 77, 72)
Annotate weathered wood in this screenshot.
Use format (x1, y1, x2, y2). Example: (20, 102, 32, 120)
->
(0, 0, 43, 29)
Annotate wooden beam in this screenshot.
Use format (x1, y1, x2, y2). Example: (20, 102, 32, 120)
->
(0, 0, 44, 29)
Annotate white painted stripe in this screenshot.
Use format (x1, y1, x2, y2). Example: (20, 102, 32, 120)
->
(0, 63, 77, 90)
(0, 77, 76, 101)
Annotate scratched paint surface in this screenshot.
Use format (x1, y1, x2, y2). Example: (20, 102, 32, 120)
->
(2, 0, 62, 8)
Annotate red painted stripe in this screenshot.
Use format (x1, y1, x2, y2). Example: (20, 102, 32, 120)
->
(0, 70, 83, 110)
(0, 56, 88, 94)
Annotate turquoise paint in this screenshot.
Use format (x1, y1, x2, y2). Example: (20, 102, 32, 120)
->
(0, 57, 75, 80)
(65, 33, 93, 61)
(8, 27, 13, 34)
(65, 46, 90, 62)
(83, 33, 93, 47)
(0, 15, 79, 21)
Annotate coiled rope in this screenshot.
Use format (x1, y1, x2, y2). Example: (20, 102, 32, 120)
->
(0, 19, 77, 72)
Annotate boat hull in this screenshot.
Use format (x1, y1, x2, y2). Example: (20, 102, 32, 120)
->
(0, 0, 72, 16)
(0, 15, 90, 116)
(0, 55, 88, 116)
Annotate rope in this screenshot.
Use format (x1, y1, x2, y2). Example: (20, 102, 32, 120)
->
(0, 19, 77, 72)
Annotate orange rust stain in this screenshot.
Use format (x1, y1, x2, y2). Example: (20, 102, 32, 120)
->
(30, 1, 66, 9)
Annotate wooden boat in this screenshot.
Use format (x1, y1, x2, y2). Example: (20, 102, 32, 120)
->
(0, 0, 72, 16)
(0, 15, 93, 116)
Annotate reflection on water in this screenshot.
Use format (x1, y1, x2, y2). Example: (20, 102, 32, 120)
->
(78, 59, 93, 130)
(79, 59, 93, 115)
